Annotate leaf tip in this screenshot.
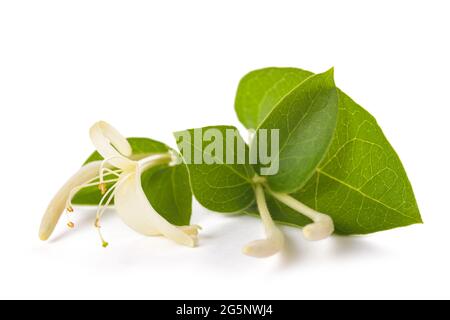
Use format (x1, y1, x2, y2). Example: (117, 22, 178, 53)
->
(324, 66, 335, 79)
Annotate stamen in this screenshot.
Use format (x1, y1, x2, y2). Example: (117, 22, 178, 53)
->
(93, 173, 131, 248)
(98, 156, 127, 185)
(66, 206, 74, 213)
(65, 177, 120, 211)
(94, 183, 117, 248)
(98, 183, 107, 195)
(67, 222, 75, 229)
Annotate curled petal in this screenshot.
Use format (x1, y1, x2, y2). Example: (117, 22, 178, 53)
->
(113, 168, 197, 247)
(89, 121, 134, 170)
(39, 161, 103, 241)
(242, 227, 284, 258)
(302, 214, 334, 241)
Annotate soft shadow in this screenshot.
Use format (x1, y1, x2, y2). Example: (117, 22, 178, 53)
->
(331, 235, 383, 259)
(276, 232, 385, 269)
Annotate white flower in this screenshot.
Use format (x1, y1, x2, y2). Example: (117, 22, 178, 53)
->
(268, 191, 334, 241)
(241, 176, 335, 259)
(242, 183, 285, 258)
(39, 121, 200, 247)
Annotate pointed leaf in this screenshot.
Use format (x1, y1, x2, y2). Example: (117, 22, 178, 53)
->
(256, 68, 339, 193)
(235, 67, 313, 129)
(236, 67, 422, 234)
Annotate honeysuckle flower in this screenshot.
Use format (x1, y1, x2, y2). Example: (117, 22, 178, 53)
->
(268, 191, 334, 241)
(39, 121, 200, 247)
(242, 183, 285, 258)
(241, 176, 334, 258)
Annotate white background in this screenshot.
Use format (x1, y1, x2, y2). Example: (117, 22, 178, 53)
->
(1, 0, 449, 300)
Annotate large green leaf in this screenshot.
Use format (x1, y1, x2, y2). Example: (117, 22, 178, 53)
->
(294, 91, 422, 234)
(256, 68, 338, 193)
(72, 137, 193, 226)
(174, 126, 256, 213)
(235, 67, 313, 129)
(236, 67, 422, 234)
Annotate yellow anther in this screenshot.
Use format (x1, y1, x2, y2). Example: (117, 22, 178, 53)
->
(98, 183, 107, 195)
(67, 222, 75, 229)
(66, 206, 74, 213)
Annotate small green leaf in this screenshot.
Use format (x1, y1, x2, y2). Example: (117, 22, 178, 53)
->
(174, 126, 256, 213)
(235, 67, 422, 234)
(256, 68, 339, 193)
(141, 164, 192, 226)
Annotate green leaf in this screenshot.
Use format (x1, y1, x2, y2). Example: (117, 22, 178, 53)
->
(174, 126, 256, 213)
(141, 164, 192, 226)
(236, 67, 422, 234)
(256, 68, 339, 193)
(293, 91, 422, 234)
(235, 67, 313, 129)
(72, 137, 193, 226)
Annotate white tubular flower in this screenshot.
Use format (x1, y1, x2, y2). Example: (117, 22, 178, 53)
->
(39, 121, 200, 247)
(269, 191, 334, 241)
(242, 184, 285, 258)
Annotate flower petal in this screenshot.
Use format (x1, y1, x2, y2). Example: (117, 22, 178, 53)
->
(302, 215, 334, 241)
(89, 121, 134, 170)
(114, 168, 197, 247)
(242, 228, 284, 258)
(39, 161, 103, 240)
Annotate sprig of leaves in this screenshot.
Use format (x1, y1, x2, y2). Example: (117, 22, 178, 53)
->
(178, 67, 422, 235)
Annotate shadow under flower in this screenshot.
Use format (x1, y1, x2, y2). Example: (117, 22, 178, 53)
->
(278, 229, 385, 269)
